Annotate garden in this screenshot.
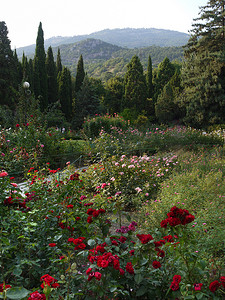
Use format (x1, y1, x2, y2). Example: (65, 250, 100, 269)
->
(0, 114, 225, 299)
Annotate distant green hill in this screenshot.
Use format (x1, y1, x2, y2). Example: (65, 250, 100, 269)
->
(50, 39, 184, 81)
(16, 27, 189, 57)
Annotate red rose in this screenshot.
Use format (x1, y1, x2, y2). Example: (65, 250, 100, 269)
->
(209, 280, 221, 293)
(94, 272, 102, 281)
(113, 259, 120, 270)
(28, 291, 45, 300)
(126, 262, 134, 274)
(173, 275, 181, 283)
(86, 268, 92, 275)
(194, 283, 203, 291)
(67, 204, 74, 208)
(160, 219, 168, 228)
(88, 273, 95, 281)
(0, 283, 12, 292)
(119, 268, 125, 276)
(92, 210, 100, 217)
(48, 243, 56, 247)
(167, 217, 181, 227)
(220, 276, 225, 288)
(87, 216, 93, 223)
(101, 260, 109, 268)
(170, 282, 180, 291)
(118, 236, 127, 243)
(136, 234, 153, 244)
(152, 260, 161, 269)
(157, 249, 165, 258)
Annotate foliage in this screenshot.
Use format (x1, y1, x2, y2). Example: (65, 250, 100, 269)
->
(90, 126, 224, 161)
(72, 76, 102, 128)
(178, 0, 225, 127)
(140, 147, 225, 261)
(57, 67, 72, 120)
(34, 22, 48, 110)
(124, 55, 147, 113)
(104, 76, 124, 114)
(46, 46, 58, 104)
(0, 162, 224, 299)
(0, 21, 18, 107)
(74, 55, 86, 93)
(82, 114, 128, 138)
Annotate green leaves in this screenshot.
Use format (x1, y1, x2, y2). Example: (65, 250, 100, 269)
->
(0, 287, 30, 300)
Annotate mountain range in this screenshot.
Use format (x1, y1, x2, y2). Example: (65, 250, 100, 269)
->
(16, 27, 189, 57)
(16, 28, 188, 81)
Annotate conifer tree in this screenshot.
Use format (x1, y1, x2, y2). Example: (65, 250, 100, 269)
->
(0, 21, 15, 106)
(13, 50, 23, 88)
(33, 56, 40, 99)
(154, 57, 175, 101)
(124, 55, 147, 113)
(104, 76, 124, 114)
(58, 66, 72, 120)
(34, 22, 48, 110)
(146, 55, 153, 98)
(75, 55, 85, 93)
(73, 75, 100, 127)
(179, 0, 225, 127)
(46, 46, 57, 103)
(56, 48, 62, 75)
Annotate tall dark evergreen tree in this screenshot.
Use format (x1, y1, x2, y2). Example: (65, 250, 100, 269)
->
(73, 75, 100, 127)
(75, 55, 85, 93)
(146, 55, 153, 99)
(179, 0, 225, 127)
(124, 55, 147, 113)
(58, 67, 72, 120)
(13, 50, 23, 87)
(56, 48, 62, 75)
(0, 21, 15, 106)
(104, 76, 124, 114)
(34, 22, 48, 110)
(46, 46, 57, 103)
(33, 56, 40, 99)
(154, 57, 175, 101)
(28, 59, 34, 91)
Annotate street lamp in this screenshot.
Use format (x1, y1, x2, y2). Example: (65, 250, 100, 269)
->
(23, 81, 31, 95)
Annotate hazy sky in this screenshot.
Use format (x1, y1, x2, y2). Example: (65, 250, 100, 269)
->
(2, 0, 207, 48)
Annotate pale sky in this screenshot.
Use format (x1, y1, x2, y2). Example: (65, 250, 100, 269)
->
(2, 0, 207, 49)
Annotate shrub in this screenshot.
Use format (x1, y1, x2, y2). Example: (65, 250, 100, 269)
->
(82, 114, 128, 138)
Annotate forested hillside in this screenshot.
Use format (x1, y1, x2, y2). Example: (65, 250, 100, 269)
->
(1, 0, 225, 130)
(51, 39, 183, 80)
(16, 27, 189, 57)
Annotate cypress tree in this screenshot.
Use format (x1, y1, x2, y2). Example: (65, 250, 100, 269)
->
(33, 56, 40, 99)
(146, 55, 153, 98)
(73, 75, 100, 127)
(104, 76, 124, 114)
(124, 55, 147, 113)
(34, 22, 48, 110)
(0, 21, 15, 106)
(46, 46, 57, 103)
(13, 49, 23, 88)
(154, 57, 175, 101)
(58, 66, 72, 120)
(179, 0, 225, 127)
(56, 48, 62, 75)
(75, 54, 85, 93)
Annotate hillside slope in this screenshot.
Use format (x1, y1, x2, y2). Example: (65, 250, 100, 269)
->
(16, 27, 189, 57)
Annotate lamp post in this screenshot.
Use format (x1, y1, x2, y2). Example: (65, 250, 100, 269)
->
(22, 81, 31, 123)
(23, 81, 31, 95)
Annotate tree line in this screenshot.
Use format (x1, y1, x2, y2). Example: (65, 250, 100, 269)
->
(1, 0, 225, 129)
